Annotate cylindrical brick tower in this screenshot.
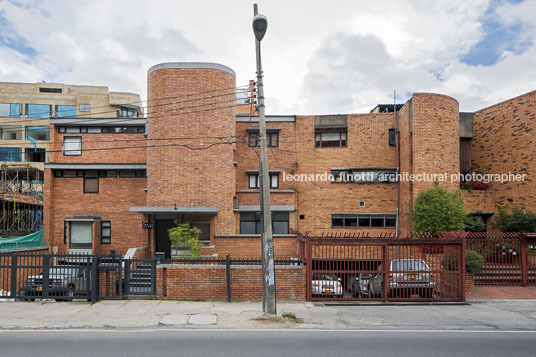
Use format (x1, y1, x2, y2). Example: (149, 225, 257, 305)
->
(146, 62, 237, 234)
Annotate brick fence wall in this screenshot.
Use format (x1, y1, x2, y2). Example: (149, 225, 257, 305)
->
(156, 264, 305, 301)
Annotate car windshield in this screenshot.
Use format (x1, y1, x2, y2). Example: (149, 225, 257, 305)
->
(47, 268, 78, 276)
(312, 273, 338, 281)
(391, 260, 429, 271)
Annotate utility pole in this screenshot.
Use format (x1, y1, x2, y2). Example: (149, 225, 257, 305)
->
(253, 3, 276, 315)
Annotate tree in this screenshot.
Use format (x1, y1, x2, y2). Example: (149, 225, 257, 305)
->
(465, 216, 487, 232)
(168, 221, 203, 258)
(494, 208, 536, 232)
(411, 181, 467, 235)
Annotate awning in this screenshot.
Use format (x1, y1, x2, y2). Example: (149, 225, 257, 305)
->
(234, 205, 295, 212)
(129, 206, 218, 214)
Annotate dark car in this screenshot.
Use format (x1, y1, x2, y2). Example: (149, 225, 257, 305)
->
(19, 266, 90, 301)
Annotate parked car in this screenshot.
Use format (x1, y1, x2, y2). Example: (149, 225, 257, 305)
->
(346, 273, 373, 297)
(312, 273, 343, 297)
(367, 259, 435, 298)
(19, 266, 90, 301)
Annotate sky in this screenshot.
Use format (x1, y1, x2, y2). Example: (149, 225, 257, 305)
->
(0, 0, 535, 115)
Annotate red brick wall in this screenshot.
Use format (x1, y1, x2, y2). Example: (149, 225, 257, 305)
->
(44, 173, 147, 255)
(471, 90, 536, 214)
(156, 264, 305, 301)
(213, 236, 298, 259)
(147, 66, 236, 236)
(294, 113, 398, 235)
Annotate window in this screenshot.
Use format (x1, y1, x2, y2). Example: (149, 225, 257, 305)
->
(87, 127, 101, 134)
(55, 105, 77, 118)
(0, 125, 22, 140)
(79, 104, 90, 112)
(39, 87, 62, 93)
(25, 148, 46, 162)
(389, 128, 396, 147)
(64, 221, 68, 244)
(101, 221, 111, 244)
(83, 178, 99, 193)
(248, 132, 279, 147)
(63, 136, 81, 156)
(332, 214, 397, 228)
(273, 212, 289, 234)
(0, 103, 22, 118)
(239, 212, 290, 234)
(26, 104, 52, 119)
(70, 221, 92, 249)
(119, 170, 146, 178)
(190, 222, 210, 243)
(0, 147, 22, 162)
(116, 106, 138, 118)
(331, 169, 398, 183)
(26, 126, 50, 141)
(315, 131, 347, 148)
(248, 173, 279, 189)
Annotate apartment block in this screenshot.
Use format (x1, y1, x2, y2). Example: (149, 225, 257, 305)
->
(43, 62, 536, 259)
(0, 81, 143, 170)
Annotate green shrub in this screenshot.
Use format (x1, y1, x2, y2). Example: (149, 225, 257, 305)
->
(465, 216, 486, 232)
(465, 250, 484, 274)
(168, 221, 203, 258)
(441, 249, 484, 274)
(494, 208, 536, 232)
(411, 181, 467, 235)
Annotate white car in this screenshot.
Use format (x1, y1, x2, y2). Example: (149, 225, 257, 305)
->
(312, 273, 343, 297)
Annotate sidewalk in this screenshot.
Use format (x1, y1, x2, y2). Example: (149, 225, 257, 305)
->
(1, 299, 536, 330)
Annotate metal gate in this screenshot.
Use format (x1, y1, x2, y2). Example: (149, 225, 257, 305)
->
(299, 233, 465, 302)
(466, 232, 536, 287)
(0, 253, 156, 301)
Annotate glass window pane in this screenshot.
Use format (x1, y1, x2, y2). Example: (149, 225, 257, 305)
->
(25, 148, 46, 162)
(26, 126, 49, 141)
(273, 212, 288, 221)
(10, 104, 22, 117)
(0, 103, 10, 117)
(1, 125, 22, 140)
(119, 170, 135, 177)
(70, 222, 92, 248)
(358, 215, 371, 227)
(0, 147, 22, 161)
(87, 127, 101, 134)
(270, 174, 279, 188)
(273, 221, 289, 234)
(240, 221, 256, 234)
(63, 137, 81, 155)
(26, 104, 51, 119)
(332, 214, 344, 227)
(55, 105, 77, 118)
(345, 215, 358, 227)
(249, 175, 257, 188)
(65, 127, 80, 133)
(385, 215, 397, 228)
(79, 104, 90, 112)
(84, 178, 99, 193)
(371, 216, 384, 227)
(101, 228, 111, 237)
(315, 133, 321, 147)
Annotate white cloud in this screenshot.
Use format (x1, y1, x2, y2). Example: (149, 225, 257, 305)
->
(0, 0, 535, 114)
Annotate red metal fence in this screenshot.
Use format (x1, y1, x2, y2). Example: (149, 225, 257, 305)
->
(466, 232, 536, 287)
(298, 232, 465, 302)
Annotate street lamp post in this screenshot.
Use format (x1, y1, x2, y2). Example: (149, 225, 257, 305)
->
(253, 3, 276, 315)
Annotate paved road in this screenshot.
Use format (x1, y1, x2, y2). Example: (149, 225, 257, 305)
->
(1, 329, 535, 357)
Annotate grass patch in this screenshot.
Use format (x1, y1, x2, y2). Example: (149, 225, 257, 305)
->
(282, 312, 296, 320)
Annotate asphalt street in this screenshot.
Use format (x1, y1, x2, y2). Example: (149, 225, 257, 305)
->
(1, 329, 535, 357)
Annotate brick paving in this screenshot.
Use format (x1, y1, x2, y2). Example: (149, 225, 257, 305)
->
(469, 286, 536, 300)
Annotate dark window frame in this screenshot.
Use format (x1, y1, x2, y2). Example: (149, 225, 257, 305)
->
(389, 128, 396, 147)
(248, 132, 279, 148)
(62, 136, 82, 156)
(100, 221, 111, 244)
(315, 131, 347, 148)
(331, 214, 397, 228)
(248, 173, 279, 189)
(83, 177, 99, 194)
(239, 211, 289, 234)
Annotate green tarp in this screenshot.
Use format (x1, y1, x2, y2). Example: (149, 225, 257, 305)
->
(0, 230, 44, 250)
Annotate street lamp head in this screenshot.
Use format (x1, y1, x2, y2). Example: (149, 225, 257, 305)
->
(252, 14, 268, 41)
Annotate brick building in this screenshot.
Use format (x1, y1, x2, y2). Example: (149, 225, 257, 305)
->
(43, 62, 535, 259)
